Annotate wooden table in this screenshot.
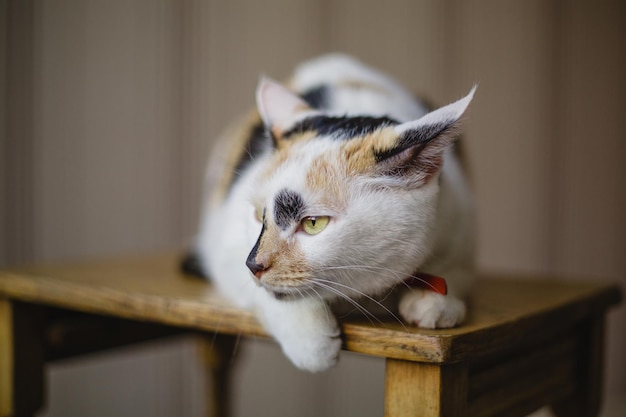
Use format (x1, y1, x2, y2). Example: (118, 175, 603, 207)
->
(0, 254, 621, 417)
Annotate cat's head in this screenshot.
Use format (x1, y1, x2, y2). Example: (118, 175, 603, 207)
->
(245, 79, 475, 301)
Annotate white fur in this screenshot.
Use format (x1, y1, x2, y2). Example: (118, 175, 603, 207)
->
(195, 54, 475, 372)
(394, 85, 476, 135)
(291, 53, 428, 121)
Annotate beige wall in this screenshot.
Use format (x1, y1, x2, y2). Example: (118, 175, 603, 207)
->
(0, 0, 6, 266)
(2, 0, 624, 416)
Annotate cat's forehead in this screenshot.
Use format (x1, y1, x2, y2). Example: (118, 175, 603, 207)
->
(273, 125, 396, 177)
(253, 116, 402, 214)
(252, 143, 342, 215)
(269, 115, 400, 172)
(259, 140, 340, 199)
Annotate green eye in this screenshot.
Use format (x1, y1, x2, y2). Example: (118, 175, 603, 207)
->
(301, 216, 330, 235)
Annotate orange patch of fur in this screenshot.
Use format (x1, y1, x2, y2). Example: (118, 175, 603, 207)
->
(341, 127, 398, 175)
(305, 156, 347, 210)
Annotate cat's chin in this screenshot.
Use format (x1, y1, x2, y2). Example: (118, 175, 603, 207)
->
(272, 291, 293, 301)
(262, 286, 311, 302)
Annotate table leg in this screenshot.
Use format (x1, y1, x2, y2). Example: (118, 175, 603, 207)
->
(197, 333, 238, 417)
(551, 316, 605, 417)
(384, 359, 468, 417)
(0, 300, 45, 417)
(0, 299, 13, 417)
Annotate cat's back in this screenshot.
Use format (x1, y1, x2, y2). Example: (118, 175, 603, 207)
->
(290, 54, 428, 121)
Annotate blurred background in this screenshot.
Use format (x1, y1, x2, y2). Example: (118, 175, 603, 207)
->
(1, 0, 624, 416)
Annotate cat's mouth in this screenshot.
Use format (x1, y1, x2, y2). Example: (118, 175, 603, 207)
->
(272, 291, 291, 301)
(255, 275, 315, 301)
(262, 285, 309, 301)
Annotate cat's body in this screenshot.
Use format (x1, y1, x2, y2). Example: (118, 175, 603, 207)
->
(193, 54, 475, 372)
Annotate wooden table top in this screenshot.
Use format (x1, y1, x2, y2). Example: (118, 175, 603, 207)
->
(0, 253, 621, 364)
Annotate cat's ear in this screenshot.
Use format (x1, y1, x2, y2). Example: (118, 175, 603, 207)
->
(375, 86, 476, 185)
(256, 77, 312, 135)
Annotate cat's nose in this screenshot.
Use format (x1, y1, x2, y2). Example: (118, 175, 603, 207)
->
(246, 258, 269, 279)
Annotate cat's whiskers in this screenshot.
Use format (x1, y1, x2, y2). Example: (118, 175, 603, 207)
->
(203, 309, 244, 367)
(304, 285, 354, 325)
(317, 264, 441, 293)
(318, 264, 404, 278)
(315, 264, 405, 293)
(304, 279, 381, 326)
(234, 273, 257, 295)
(314, 278, 407, 331)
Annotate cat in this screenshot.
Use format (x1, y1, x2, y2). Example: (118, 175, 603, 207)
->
(188, 54, 476, 372)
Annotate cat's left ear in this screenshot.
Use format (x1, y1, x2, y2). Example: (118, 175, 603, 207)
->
(376, 86, 476, 184)
(256, 77, 312, 135)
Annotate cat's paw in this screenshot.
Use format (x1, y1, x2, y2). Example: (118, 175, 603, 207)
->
(257, 295, 342, 372)
(280, 325, 342, 372)
(399, 289, 466, 329)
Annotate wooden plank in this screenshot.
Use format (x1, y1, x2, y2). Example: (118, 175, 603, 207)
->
(551, 317, 605, 417)
(0, 254, 622, 364)
(0, 259, 266, 339)
(384, 360, 468, 417)
(197, 334, 238, 417)
(44, 310, 186, 361)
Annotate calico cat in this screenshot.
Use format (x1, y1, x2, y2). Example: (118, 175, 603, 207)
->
(190, 54, 475, 372)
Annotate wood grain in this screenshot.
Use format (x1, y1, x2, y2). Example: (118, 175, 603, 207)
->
(0, 299, 12, 416)
(0, 253, 621, 364)
(468, 335, 578, 417)
(384, 360, 468, 417)
(198, 334, 238, 417)
(0, 253, 622, 417)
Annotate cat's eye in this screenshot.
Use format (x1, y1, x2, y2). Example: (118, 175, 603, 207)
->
(301, 216, 330, 235)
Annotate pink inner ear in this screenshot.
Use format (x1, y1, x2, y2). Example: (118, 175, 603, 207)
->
(256, 78, 311, 132)
(376, 134, 450, 186)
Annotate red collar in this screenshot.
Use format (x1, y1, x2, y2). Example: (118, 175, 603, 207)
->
(404, 272, 448, 295)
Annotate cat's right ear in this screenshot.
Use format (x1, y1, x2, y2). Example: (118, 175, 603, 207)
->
(373, 86, 476, 186)
(256, 78, 312, 136)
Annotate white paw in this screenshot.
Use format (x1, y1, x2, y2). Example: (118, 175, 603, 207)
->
(280, 326, 342, 372)
(399, 289, 466, 329)
(257, 296, 342, 372)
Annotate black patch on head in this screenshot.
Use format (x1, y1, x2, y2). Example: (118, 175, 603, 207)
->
(282, 115, 399, 140)
(231, 121, 274, 187)
(299, 85, 329, 110)
(374, 121, 453, 163)
(274, 189, 305, 230)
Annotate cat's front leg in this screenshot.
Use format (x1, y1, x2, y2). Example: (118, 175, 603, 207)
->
(256, 293, 342, 372)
